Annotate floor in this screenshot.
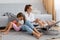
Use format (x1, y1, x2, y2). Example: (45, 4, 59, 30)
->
(1, 27, 60, 40)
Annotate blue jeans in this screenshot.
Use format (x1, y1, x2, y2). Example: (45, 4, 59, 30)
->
(21, 20, 35, 34)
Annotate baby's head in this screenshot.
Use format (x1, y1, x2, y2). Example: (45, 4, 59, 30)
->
(17, 12, 25, 20)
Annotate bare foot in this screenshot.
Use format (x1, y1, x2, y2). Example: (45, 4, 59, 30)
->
(3, 31, 9, 35)
(36, 34, 40, 39)
(38, 32, 42, 35)
(0, 30, 6, 32)
(0, 30, 1, 32)
(37, 33, 42, 39)
(40, 33, 42, 36)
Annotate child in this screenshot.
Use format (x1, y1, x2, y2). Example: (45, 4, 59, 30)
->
(0, 12, 42, 39)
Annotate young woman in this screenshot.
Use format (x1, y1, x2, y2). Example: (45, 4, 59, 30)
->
(24, 4, 56, 27)
(0, 12, 42, 39)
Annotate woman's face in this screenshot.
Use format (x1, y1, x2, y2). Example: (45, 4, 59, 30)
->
(18, 17, 24, 20)
(27, 6, 32, 13)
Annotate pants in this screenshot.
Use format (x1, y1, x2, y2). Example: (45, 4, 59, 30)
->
(12, 20, 35, 34)
(21, 20, 34, 34)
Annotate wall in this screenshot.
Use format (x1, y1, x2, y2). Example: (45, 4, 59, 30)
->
(0, 0, 41, 3)
(0, 0, 47, 15)
(55, 0, 60, 26)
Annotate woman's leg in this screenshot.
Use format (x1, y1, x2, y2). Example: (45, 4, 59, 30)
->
(32, 31, 41, 39)
(34, 28, 42, 34)
(25, 20, 42, 35)
(35, 18, 46, 27)
(46, 20, 56, 25)
(51, 20, 56, 24)
(22, 25, 41, 39)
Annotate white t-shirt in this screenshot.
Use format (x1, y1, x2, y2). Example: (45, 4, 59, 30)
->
(24, 12, 35, 22)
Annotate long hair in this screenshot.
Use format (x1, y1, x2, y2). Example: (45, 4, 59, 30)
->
(17, 12, 26, 24)
(24, 4, 32, 12)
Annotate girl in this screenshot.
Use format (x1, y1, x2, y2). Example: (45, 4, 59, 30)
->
(0, 12, 42, 39)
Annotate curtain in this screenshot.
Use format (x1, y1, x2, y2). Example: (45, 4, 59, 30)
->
(43, 0, 56, 20)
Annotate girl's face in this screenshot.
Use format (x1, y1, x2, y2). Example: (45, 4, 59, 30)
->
(18, 17, 24, 20)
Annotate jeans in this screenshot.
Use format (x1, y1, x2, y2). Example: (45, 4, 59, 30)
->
(21, 20, 35, 34)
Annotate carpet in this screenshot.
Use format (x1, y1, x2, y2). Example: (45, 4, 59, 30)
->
(1, 27, 60, 40)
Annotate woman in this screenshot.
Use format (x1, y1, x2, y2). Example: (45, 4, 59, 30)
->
(24, 4, 56, 27)
(0, 12, 42, 39)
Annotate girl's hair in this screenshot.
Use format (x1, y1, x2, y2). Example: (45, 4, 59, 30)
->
(24, 4, 32, 12)
(17, 12, 26, 24)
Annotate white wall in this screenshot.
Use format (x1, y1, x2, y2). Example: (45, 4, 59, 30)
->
(0, 0, 41, 3)
(0, 0, 47, 15)
(55, 0, 60, 26)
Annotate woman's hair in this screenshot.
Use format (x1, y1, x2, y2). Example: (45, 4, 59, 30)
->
(24, 4, 32, 12)
(17, 12, 26, 24)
